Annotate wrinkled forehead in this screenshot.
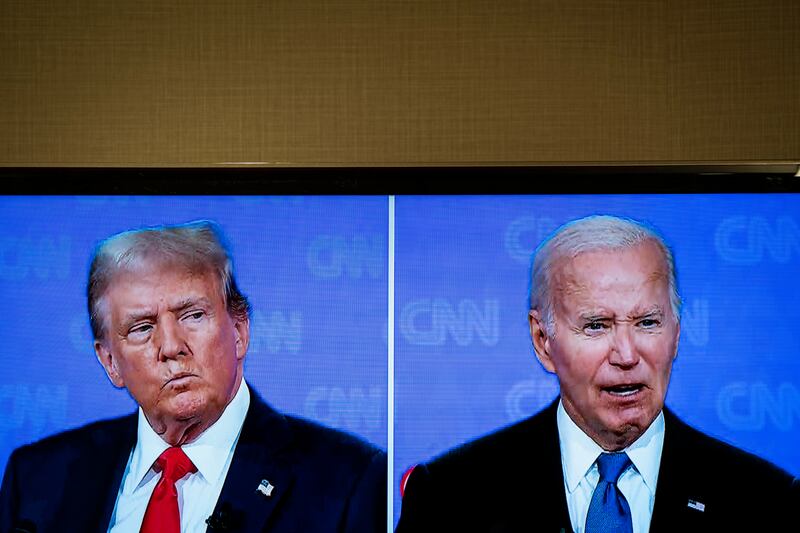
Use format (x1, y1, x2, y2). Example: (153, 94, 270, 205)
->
(95, 259, 223, 327)
(110, 255, 219, 287)
(551, 243, 670, 301)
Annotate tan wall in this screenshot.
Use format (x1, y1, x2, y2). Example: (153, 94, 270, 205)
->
(1, 0, 797, 165)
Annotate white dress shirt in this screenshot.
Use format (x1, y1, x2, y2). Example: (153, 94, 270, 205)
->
(108, 380, 251, 533)
(556, 400, 665, 533)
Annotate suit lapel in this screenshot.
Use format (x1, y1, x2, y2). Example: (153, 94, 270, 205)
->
(537, 400, 574, 533)
(502, 400, 573, 533)
(207, 393, 295, 532)
(56, 414, 137, 532)
(649, 409, 709, 532)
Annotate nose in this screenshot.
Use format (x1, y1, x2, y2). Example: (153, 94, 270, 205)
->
(157, 316, 188, 361)
(609, 324, 640, 368)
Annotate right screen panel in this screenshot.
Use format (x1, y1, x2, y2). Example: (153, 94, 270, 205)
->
(394, 193, 800, 519)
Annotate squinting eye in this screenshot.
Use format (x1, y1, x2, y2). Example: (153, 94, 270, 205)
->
(584, 322, 607, 332)
(184, 311, 205, 321)
(129, 324, 152, 336)
(639, 319, 660, 328)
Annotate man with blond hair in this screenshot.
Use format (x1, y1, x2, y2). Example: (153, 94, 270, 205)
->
(1, 220, 386, 533)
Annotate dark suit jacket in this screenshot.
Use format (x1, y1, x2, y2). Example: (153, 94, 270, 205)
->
(396, 400, 798, 532)
(0, 390, 386, 533)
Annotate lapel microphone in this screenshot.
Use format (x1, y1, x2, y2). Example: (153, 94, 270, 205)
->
(206, 502, 236, 531)
(12, 519, 37, 533)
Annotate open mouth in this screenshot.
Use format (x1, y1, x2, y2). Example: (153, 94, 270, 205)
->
(603, 383, 644, 397)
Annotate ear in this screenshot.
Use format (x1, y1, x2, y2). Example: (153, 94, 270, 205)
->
(529, 310, 556, 373)
(672, 319, 681, 360)
(233, 316, 250, 360)
(94, 340, 125, 388)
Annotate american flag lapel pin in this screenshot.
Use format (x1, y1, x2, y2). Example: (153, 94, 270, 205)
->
(256, 479, 275, 497)
(687, 499, 705, 512)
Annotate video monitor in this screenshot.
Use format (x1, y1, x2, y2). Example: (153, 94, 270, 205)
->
(1, 165, 798, 530)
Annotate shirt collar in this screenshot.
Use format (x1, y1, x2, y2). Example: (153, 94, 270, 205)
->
(625, 407, 664, 494)
(128, 379, 251, 491)
(556, 399, 665, 494)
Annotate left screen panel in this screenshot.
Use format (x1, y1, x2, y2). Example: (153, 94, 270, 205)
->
(0, 195, 389, 474)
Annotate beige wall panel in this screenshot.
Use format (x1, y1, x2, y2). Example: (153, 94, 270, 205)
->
(668, 1, 799, 161)
(0, 0, 797, 165)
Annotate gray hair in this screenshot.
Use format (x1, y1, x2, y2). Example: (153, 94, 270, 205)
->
(530, 215, 681, 336)
(88, 220, 251, 340)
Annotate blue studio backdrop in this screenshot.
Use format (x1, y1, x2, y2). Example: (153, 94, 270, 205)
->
(0, 195, 388, 477)
(394, 194, 800, 520)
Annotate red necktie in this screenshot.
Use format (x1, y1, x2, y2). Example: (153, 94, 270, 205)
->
(140, 447, 197, 533)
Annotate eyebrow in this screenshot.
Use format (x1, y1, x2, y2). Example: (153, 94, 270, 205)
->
(577, 312, 612, 322)
(627, 307, 665, 320)
(576, 307, 665, 322)
(119, 309, 157, 333)
(168, 296, 213, 314)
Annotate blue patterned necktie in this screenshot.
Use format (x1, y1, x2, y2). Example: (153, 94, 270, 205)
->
(585, 452, 633, 533)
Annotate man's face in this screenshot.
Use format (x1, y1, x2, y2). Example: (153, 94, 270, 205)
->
(94, 264, 249, 444)
(529, 241, 680, 450)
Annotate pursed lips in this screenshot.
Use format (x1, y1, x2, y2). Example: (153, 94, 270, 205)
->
(162, 372, 197, 389)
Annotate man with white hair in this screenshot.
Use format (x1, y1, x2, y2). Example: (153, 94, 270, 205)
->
(397, 214, 798, 532)
(0, 220, 386, 533)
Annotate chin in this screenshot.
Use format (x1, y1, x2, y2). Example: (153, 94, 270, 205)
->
(610, 408, 656, 438)
(168, 391, 208, 422)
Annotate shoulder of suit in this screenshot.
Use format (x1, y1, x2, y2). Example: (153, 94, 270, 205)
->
(663, 407, 796, 485)
(423, 403, 556, 478)
(245, 388, 384, 463)
(282, 413, 385, 462)
(8, 413, 136, 466)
